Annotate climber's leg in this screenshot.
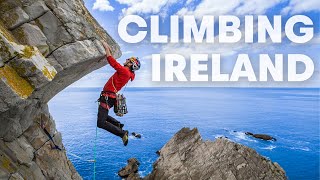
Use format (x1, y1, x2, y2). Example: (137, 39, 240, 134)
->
(97, 105, 125, 137)
(104, 98, 124, 129)
(106, 115, 124, 129)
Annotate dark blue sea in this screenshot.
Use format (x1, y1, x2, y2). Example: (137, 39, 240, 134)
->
(48, 88, 320, 180)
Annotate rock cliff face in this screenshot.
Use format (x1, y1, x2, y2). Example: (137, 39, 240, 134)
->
(144, 128, 287, 180)
(0, 0, 120, 179)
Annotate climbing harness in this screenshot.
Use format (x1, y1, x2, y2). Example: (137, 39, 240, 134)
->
(98, 76, 129, 116)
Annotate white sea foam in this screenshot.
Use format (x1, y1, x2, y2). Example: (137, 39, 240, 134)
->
(290, 147, 310, 151)
(214, 134, 225, 139)
(129, 135, 136, 140)
(139, 170, 147, 177)
(231, 131, 257, 142)
(129, 134, 144, 140)
(261, 145, 276, 150)
(68, 152, 82, 159)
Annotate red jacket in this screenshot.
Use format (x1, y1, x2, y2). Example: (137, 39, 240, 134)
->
(103, 56, 135, 98)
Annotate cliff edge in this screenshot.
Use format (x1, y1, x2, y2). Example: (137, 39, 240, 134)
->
(0, 0, 120, 179)
(144, 128, 287, 180)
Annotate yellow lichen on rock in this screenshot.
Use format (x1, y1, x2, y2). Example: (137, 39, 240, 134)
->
(0, 65, 34, 99)
(20, 46, 36, 59)
(0, 21, 27, 63)
(28, 48, 57, 81)
(9, 46, 57, 84)
(5, 11, 19, 29)
(0, 22, 16, 61)
(0, 37, 11, 61)
(0, 153, 16, 173)
(31, 66, 37, 73)
(42, 66, 57, 80)
(0, 20, 16, 43)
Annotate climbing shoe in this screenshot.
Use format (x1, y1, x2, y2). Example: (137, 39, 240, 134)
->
(122, 130, 129, 146)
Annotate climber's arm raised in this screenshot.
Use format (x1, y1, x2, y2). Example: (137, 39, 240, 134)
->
(101, 41, 123, 71)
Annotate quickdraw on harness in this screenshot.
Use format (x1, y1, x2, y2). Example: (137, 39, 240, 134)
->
(112, 76, 128, 117)
(115, 93, 128, 117)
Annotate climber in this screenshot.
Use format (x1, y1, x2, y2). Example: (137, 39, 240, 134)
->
(97, 41, 140, 146)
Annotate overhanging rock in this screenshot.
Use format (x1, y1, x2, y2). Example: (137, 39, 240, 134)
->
(0, 0, 121, 179)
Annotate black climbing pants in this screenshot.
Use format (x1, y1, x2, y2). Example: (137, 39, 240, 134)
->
(97, 98, 125, 138)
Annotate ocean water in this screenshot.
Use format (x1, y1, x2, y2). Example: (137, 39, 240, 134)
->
(48, 88, 320, 180)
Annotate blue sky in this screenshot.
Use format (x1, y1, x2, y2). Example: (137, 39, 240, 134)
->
(71, 0, 319, 88)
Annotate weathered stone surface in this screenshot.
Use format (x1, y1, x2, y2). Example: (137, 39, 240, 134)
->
(44, 0, 121, 57)
(52, 39, 103, 68)
(34, 48, 107, 103)
(0, 100, 37, 141)
(23, 107, 57, 150)
(23, 1, 49, 20)
(0, 141, 19, 177)
(8, 172, 24, 180)
(46, 56, 63, 73)
(23, 123, 48, 150)
(0, 168, 10, 180)
(35, 142, 80, 179)
(33, 39, 109, 103)
(8, 47, 57, 89)
(0, 0, 121, 179)
(0, 98, 9, 112)
(17, 161, 46, 180)
(0, 30, 25, 63)
(144, 128, 287, 180)
(5, 136, 34, 166)
(35, 10, 73, 51)
(0, 65, 33, 101)
(118, 158, 141, 179)
(0, 0, 22, 14)
(0, 6, 29, 30)
(0, 60, 4, 67)
(12, 23, 49, 56)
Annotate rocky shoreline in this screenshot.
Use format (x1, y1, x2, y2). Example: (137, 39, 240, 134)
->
(119, 128, 287, 180)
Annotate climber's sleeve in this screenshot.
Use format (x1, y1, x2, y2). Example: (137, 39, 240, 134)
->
(107, 56, 123, 71)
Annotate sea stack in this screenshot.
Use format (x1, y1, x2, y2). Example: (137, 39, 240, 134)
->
(144, 128, 287, 180)
(118, 158, 141, 180)
(245, 132, 277, 141)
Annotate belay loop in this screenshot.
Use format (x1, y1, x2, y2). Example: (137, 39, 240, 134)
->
(114, 94, 128, 117)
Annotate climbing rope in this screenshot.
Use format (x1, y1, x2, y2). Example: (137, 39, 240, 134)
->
(93, 125, 98, 180)
(91, 56, 131, 179)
